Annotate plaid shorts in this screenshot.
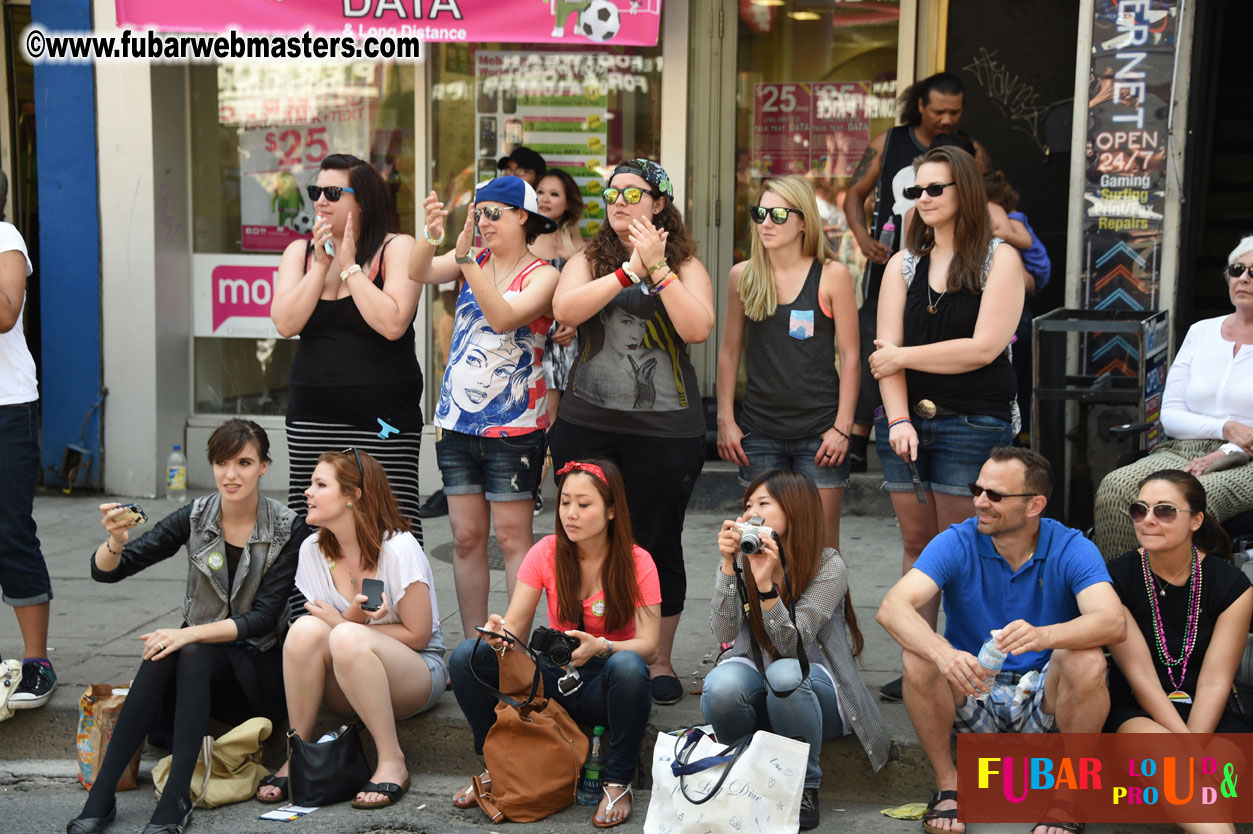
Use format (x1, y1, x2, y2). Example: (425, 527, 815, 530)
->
(954, 662, 1057, 734)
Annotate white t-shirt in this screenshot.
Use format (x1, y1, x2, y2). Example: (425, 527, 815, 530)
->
(0, 222, 36, 406)
(1161, 315, 1252, 454)
(295, 529, 444, 655)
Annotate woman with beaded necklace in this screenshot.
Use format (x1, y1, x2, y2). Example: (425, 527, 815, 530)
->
(1105, 471, 1252, 786)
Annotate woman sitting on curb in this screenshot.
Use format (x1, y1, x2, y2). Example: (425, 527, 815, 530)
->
(256, 449, 445, 809)
(448, 459, 659, 828)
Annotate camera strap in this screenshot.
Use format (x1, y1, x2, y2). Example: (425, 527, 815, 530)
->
(731, 536, 810, 698)
(469, 629, 544, 709)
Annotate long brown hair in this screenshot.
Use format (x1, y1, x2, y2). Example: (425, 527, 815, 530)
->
(1137, 470, 1233, 562)
(554, 459, 648, 633)
(904, 145, 992, 294)
(741, 470, 864, 657)
(585, 171, 698, 280)
(315, 449, 410, 572)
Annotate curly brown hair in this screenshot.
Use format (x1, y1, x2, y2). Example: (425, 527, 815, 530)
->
(585, 184, 698, 278)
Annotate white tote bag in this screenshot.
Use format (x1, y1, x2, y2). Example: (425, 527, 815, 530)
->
(643, 728, 809, 834)
(0, 659, 22, 722)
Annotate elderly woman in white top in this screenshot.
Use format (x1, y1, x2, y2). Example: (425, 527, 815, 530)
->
(1094, 234, 1253, 557)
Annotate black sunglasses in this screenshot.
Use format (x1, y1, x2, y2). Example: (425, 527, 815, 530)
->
(902, 181, 956, 200)
(342, 447, 365, 482)
(1128, 502, 1196, 523)
(307, 185, 357, 202)
(968, 482, 1036, 502)
(749, 205, 804, 225)
(1227, 263, 1253, 280)
(474, 206, 516, 223)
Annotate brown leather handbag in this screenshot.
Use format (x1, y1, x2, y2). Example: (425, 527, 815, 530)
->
(469, 638, 590, 823)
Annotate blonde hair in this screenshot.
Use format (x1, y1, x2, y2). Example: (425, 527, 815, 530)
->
(739, 176, 834, 321)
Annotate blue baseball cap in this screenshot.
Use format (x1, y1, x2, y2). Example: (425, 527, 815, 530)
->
(475, 177, 558, 233)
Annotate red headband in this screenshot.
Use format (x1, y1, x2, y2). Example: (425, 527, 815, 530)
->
(556, 461, 608, 485)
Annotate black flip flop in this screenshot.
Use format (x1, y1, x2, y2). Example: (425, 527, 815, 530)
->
(255, 774, 288, 804)
(922, 789, 962, 834)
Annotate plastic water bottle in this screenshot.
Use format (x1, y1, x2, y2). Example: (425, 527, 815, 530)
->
(877, 218, 897, 252)
(975, 629, 1007, 701)
(576, 725, 608, 806)
(166, 445, 187, 504)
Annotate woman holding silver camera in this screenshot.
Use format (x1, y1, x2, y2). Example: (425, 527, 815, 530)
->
(448, 459, 659, 828)
(703, 470, 889, 831)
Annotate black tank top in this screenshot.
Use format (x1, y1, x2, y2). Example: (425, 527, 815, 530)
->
(864, 125, 926, 302)
(902, 253, 1016, 422)
(739, 259, 839, 439)
(287, 239, 425, 431)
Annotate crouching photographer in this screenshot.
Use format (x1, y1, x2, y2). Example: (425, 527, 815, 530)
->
(448, 459, 660, 829)
(702, 470, 890, 831)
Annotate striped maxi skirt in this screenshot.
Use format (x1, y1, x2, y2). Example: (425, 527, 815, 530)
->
(286, 420, 424, 546)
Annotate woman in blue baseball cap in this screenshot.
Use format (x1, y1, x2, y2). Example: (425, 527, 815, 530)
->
(547, 159, 716, 706)
(409, 177, 560, 641)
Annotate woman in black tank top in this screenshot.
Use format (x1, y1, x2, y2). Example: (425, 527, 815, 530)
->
(870, 146, 1024, 635)
(716, 176, 860, 550)
(271, 155, 424, 538)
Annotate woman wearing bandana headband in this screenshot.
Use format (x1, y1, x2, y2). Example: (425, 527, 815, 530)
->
(548, 160, 714, 706)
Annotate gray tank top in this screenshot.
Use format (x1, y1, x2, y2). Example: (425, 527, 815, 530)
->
(739, 259, 839, 439)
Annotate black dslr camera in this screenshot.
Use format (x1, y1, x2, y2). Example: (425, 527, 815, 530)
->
(529, 626, 584, 695)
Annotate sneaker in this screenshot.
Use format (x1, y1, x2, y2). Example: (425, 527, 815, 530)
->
(879, 675, 903, 702)
(417, 489, 448, 519)
(799, 787, 820, 830)
(533, 495, 544, 517)
(11, 661, 56, 710)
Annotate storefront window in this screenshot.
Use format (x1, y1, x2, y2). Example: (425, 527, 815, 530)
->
(735, 1, 900, 283)
(188, 63, 415, 415)
(423, 38, 664, 416)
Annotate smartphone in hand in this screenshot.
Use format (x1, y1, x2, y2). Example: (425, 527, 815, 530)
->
(118, 503, 148, 524)
(360, 578, 385, 612)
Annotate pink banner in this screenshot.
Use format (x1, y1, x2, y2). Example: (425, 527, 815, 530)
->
(211, 265, 276, 332)
(115, 0, 663, 46)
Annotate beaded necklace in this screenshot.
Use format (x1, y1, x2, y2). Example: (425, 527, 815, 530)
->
(1138, 545, 1202, 696)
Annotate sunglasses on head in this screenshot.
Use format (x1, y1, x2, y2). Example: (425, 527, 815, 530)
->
(1226, 263, 1253, 280)
(473, 205, 516, 223)
(602, 186, 659, 205)
(1128, 501, 1196, 523)
(749, 205, 803, 225)
(307, 185, 356, 202)
(342, 447, 365, 482)
(968, 482, 1036, 502)
(902, 181, 956, 200)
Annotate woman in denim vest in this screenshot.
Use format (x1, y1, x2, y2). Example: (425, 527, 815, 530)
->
(68, 420, 309, 834)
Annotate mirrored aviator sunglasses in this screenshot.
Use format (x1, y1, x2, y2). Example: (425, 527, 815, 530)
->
(749, 205, 802, 224)
(307, 185, 356, 202)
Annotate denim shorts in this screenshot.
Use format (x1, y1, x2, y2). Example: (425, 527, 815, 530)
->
(875, 413, 1012, 496)
(398, 651, 450, 720)
(436, 428, 544, 502)
(739, 430, 851, 489)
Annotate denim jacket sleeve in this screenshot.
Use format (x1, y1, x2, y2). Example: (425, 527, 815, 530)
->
(229, 517, 309, 641)
(90, 504, 193, 583)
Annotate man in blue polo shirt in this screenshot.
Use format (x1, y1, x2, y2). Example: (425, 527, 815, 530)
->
(877, 446, 1124, 834)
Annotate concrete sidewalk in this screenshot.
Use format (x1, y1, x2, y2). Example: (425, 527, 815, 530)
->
(0, 472, 936, 804)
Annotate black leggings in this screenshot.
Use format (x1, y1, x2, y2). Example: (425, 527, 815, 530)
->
(80, 643, 241, 825)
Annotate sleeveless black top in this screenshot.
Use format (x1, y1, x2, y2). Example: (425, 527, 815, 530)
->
(865, 125, 926, 302)
(287, 239, 424, 431)
(739, 259, 839, 439)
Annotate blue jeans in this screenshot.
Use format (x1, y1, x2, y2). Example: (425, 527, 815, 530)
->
(700, 659, 843, 789)
(449, 638, 652, 784)
(875, 413, 1012, 496)
(0, 401, 50, 606)
(739, 430, 851, 489)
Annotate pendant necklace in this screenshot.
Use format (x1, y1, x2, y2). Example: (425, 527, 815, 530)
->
(926, 282, 945, 315)
(1139, 545, 1202, 703)
(492, 250, 528, 291)
(326, 554, 360, 590)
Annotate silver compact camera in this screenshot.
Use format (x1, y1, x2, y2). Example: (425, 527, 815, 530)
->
(735, 516, 774, 555)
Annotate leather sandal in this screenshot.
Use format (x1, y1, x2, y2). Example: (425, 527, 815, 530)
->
(592, 783, 633, 829)
(922, 789, 963, 834)
(255, 774, 288, 804)
(453, 770, 490, 809)
(351, 776, 410, 809)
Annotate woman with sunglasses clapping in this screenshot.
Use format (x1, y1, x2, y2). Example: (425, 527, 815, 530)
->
(409, 177, 560, 640)
(256, 449, 445, 809)
(1094, 235, 1253, 557)
(867, 146, 1025, 699)
(716, 176, 859, 551)
(1105, 473, 1252, 823)
(270, 155, 426, 537)
(547, 160, 715, 706)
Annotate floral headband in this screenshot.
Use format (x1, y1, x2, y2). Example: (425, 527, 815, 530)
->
(611, 159, 673, 201)
(556, 461, 608, 485)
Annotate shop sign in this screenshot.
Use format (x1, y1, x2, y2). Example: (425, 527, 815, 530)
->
(1081, 0, 1179, 375)
(193, 255, 287, 339)
(751, 82, 876, 179)
(476, 50, 618, 240)
(116, 0, 663, 47)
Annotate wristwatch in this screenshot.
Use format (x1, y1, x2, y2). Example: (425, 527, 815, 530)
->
(757, 583, 780, 600)
(455, 253, 475, 264)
